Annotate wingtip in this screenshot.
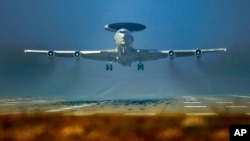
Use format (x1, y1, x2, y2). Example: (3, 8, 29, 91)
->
(24, 49, 31, 53)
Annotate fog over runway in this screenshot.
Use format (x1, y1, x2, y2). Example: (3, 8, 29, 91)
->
(1, 94, 250, 116)
(1, 0, 250, 100)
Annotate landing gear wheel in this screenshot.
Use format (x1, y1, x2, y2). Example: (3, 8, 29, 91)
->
(137, 64, 140, 70)
(141, 64, 144, 70)
(137, 64, 144, 71)
(106, 64, 109, 71)
(106, 64, 113, 71)
(110, 64, 113, 71)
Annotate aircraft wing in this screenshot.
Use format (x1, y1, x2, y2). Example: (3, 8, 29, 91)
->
(24, 48, 226, 62)
(81, 50, 118, 61)
(134, 48, 227, 61)
(24, 49, 119, 61)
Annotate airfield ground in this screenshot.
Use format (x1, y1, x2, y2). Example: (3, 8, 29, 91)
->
(1, 95, 250, 141)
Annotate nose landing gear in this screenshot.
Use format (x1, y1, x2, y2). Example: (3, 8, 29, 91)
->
(106, 64, 113, 71)
(137, 63, 144, 71)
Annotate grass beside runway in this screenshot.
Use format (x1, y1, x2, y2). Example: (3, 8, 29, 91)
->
(0, 113, 250, 141)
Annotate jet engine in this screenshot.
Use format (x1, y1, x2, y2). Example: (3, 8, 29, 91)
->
(74, 51, 81, 59)
(47, 50, 54, 57)
(195, 49, 202, 58)
(168, 50, 175, 59)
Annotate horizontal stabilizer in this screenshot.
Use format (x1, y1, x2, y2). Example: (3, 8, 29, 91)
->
(104, 22, 146, 32)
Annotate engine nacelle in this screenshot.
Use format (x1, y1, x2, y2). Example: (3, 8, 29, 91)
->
(195, 49, 202, 58)
(74, 51, 81, 59)
(168, 50, 175, 59)
(47, 50, 54, 57)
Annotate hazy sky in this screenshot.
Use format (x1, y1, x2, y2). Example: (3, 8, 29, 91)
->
(0, 0, 250, 100)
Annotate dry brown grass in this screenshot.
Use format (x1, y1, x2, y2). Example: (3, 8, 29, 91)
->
(0, 113, 250, 141)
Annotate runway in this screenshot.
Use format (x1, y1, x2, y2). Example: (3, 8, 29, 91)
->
(1, 94, 250, 116)
(1, 95, 250, 141)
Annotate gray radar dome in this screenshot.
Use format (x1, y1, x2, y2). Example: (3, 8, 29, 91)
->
(104, 22, 146, 32)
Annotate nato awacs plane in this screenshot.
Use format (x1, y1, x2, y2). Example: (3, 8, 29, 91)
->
(24, 22, 226, 71)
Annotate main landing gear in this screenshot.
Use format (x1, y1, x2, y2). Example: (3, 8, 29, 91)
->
(106, 64, 113, 71)
(105, 63, 144, 71)
(137, 63, 144, 71)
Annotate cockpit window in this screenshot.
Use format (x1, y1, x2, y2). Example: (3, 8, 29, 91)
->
(119, 30, 126, 33)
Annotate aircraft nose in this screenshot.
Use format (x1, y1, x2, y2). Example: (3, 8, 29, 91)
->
(121, 33, 130, 39)
(120, 33, 125, 38)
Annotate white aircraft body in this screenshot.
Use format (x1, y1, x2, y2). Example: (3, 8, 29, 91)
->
(24, 22, 226, 71)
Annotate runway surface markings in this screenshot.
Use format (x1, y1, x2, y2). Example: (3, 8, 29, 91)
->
(0, 102, 21, 106)
(186, 113, 217, 116)
(0, 103, 18, 106)
(182, 96, 197, 101)
(45, 103, 96, 112)
(225, 106, 248, 108)
(123, 113, 156, 116)
(215, 102, 233, 104)
(184, 106, 207, 108)
(231, 95, 250, 99)
(183, 102, 201, 104)
(0, 112, 22, 115)
(204, 98, 222, 101)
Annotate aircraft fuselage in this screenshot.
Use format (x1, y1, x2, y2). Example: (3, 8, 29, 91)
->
(113, 28, 136, 66)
